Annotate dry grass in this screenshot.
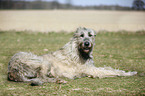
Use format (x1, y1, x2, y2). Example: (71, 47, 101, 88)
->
(0, 10, 145, 32)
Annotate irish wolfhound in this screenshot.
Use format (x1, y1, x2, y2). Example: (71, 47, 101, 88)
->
(8, 27, 137, 85)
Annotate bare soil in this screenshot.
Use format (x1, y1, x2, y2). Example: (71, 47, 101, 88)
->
(0, 10, 145, 32)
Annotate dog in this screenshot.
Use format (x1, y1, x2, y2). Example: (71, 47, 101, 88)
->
(8, 27, 137, 85)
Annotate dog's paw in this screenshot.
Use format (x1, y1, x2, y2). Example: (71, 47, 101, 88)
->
(56, 79, 67, 84)
(30, 80, 43, 86)
(88, 75, 95, 78)
(138, 72, 145, 77)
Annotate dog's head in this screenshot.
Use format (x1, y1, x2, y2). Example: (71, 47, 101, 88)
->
(74, 27, 96, 54)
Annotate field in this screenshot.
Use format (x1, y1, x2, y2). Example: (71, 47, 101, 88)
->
(0, 10, 145, 32)
(0, 31, 145, 95)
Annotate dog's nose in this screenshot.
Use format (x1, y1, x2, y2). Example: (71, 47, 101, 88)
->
(84, 41, 90, 47)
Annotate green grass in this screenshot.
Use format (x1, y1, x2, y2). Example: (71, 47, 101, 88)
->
(0, 31, 145, 96)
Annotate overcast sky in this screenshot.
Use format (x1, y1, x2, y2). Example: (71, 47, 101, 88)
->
(34, 0, 145, 7)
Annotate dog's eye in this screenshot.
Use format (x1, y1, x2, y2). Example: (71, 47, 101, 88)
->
(80, 34, 84, 37)
(88, 34, 92, 37)
(88, 32, 93, 37)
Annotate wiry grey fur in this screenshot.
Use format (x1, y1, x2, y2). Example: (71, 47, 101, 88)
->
(8, 27, 137, 85)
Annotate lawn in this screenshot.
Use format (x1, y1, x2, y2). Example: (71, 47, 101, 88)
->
(0, 31, 145, 95)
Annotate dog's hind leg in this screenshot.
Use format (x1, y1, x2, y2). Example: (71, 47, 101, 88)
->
(30, 77, 67, 86)
(30, 78, 56, 86)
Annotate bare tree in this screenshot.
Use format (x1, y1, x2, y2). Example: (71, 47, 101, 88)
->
(66, 0, 72, 8)
(0, 0, 3, 9)
(52, 0, 59, 9)
(35, 0, 42, 9)
(132, 0, 144, 10)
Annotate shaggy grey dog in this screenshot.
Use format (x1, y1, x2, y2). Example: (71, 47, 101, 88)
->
(8, 27, 137, 85)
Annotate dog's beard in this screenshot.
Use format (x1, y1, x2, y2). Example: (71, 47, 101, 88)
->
(78, 43, 93, 60)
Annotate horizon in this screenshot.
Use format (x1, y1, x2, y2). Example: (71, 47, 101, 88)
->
(28, 0, 145, 7)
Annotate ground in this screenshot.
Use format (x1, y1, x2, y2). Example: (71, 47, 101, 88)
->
(0, 10, 145, 32)
(0, 31, 144, 96)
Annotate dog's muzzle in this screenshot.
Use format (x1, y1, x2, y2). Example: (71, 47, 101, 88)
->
(80, 41, 92, 53)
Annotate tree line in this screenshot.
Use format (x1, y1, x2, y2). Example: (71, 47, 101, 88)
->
(0, 0, 144, 10)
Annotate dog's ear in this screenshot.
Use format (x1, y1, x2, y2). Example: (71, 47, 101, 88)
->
(83, 27, 87, 30)
(93, 29, 98, 37)
(73, 33, 78, 38)
(73, 27, 81, 38)
(77, 27, 82, 31)
(73, 30, 78, 38)
(94, 31, 97, 37)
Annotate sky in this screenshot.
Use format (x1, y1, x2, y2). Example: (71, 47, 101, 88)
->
(59, 0, 134, 7)
(38, 0, 145, 7)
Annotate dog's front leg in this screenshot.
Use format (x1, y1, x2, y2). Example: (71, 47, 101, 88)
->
(84, 65, 137, 78)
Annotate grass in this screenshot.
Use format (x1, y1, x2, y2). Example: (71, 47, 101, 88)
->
(0, 31, 145, 96)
